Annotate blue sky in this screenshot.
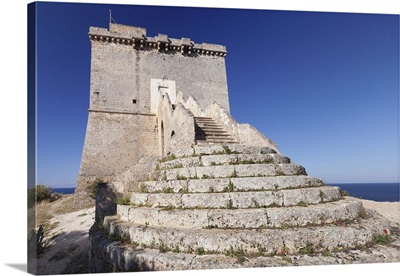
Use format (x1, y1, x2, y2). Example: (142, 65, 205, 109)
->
(34, 2, 399, 188)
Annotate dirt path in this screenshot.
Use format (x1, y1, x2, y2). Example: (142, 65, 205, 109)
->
(35, 196, 95, 275)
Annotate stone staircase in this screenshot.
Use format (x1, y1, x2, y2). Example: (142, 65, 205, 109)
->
(194, 117, 236, 144)
(95, 144, 391, 271)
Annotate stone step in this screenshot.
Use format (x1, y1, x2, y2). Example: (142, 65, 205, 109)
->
(196, 140, 237, 145)
(195, 128, 227, 134)
(159, 163, 307, 180)
(158, 153, 290, 169)
(194, 117, 236, 144)
(136, 176, 324, 194)
(194, 117, 215, 122)
(195, 139, 237, 145)
(104, 210, 390, 256)
(129, 186, 341, 209)
(91, 213, 397, 272)
(195, 131, 232, 137)
(195, 123, 223, 128)
(171, 145, 277, 158)
(117, 199, 363, 229)
(195, 136, 235, 142)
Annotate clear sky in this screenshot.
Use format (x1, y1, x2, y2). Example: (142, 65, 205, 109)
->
(34, 2, 399, 188)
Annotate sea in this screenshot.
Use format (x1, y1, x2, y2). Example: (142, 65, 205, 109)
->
(327, 183, 399, 202)
(52, 183, 400, 202)
(53, 187, 75, 195)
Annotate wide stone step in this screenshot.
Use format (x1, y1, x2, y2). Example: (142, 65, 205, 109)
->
(136, 176, 324, 194)
(158, 153, 291, 170)
(195, 132, 232, 137)
(196, 136, 235, 142)
(195, 129, 227, 135)
(104, 210, 389, 255)
(129, 186, 341, 209)
(195, 124, 224, 129)
(159, 163, 307, 180)
(196, 140, 237, 145)
(171, 145, 278, 158)
(117, 199, 363, 229)
(194, 117, 215, 122)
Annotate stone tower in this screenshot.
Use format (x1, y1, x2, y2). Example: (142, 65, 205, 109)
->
(76, 23, 258, 203)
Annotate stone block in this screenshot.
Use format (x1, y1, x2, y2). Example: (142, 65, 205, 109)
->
(160, 157, 202, 169)
(227, 144, 276, 154)
(130, 193, 149, 206)
(281, 188, 320, 206)
(276, 164, 307, 176)
(147, 193, 182, 208)
(234, 164, 276, 177)
(190, 255, 239, 270)
(195, 165, 234, 178)
(117, 204, 132, 221)
(152, 252, 194, 271)
(181, 193, 230, 208)
(193, 145, 225, 155)
(320, 186, 341, 202)
(157, 209, 209, 228)
(128, 207, 160, 226)
(230, 177, 276, 191)
(200, 154, 238, 166)
(275, 175, 324, 189)
(187, 178, 230, 193)
(207, 209, 268, 228)
(172, 147, 195, 158)
(140, 180, 188, 193)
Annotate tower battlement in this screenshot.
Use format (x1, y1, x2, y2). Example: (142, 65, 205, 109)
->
(89, 23, 227, 57)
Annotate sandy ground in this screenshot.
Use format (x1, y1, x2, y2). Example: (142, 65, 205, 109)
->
(36, 205, 95, 274)
(35, 196, 399, 275)
(356, 197, 400, 224)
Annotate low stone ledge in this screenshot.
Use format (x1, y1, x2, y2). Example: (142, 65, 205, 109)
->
(128, 187, 342, 210)
(90, 212, 398, 272)
(137, 176, 325, 194)
(102, 213, 391, 256)
(116, 199, 361, 229)
(161, 163, 306, 180)
(158, 153, 291, 170)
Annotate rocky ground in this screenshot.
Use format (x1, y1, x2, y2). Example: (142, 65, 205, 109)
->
(34, 195, 399, 274)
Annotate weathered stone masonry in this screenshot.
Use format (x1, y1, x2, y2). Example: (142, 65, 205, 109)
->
(76, 23, 233, 203)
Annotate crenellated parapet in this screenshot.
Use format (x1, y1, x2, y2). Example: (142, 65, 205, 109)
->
(88, 23, 227, 57)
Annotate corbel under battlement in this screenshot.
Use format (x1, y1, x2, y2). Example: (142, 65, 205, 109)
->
(88, 23, 227, 57)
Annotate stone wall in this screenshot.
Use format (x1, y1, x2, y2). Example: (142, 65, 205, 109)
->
(77, 111, 158, 199)
(156, 91, 196, 156)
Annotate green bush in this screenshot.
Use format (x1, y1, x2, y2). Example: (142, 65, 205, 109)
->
(87, 178, 105, 199)
(28, 185, 53, 207)
(116, 194, 131, 205)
